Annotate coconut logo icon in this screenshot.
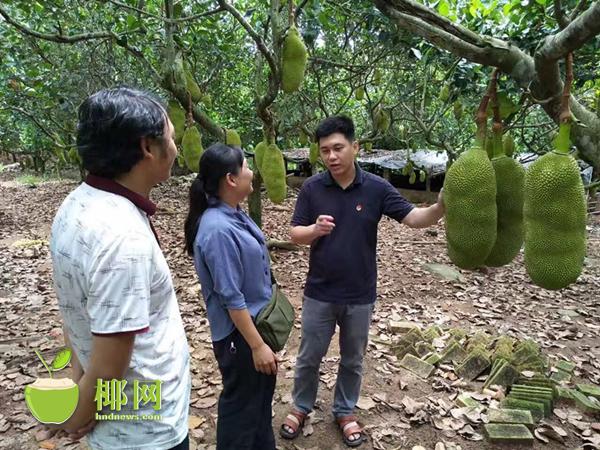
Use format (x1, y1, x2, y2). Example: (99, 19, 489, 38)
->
(25, 348, 79, 424)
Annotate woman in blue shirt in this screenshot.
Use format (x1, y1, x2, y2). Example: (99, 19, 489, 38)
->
(184, 143, 278, 450)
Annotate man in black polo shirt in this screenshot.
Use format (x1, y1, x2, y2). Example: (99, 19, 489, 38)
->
(280, 116, 444, 447)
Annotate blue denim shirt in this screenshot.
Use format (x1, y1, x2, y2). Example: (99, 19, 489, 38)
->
(193, 200, 272, 342)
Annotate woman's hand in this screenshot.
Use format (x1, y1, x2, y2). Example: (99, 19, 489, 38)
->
(252, 343, 278, 375)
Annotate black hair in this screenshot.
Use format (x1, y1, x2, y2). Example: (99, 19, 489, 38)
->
(314, 115, 355, 144)
(184, 143, 244, 256)
(76, 87, 167, 178)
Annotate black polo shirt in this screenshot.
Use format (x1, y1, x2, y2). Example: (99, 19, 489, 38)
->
(291, 165, 414, 304)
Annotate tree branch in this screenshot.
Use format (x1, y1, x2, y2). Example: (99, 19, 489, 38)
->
(373, 0, 600, 172)
(0, 5, 114, 43)
(536, 1, 600, 62)
(107, 0, 224, 23)
(553, 0, 569, 29)
(217, 0, 278, 77)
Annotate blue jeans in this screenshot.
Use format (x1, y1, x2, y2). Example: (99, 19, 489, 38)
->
(292, 296, 374, 418)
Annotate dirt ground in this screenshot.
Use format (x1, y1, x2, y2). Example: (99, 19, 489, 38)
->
(1, 171, 599, 450)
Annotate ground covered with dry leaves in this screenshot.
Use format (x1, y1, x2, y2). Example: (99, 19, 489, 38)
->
(1, 172, 599, 450)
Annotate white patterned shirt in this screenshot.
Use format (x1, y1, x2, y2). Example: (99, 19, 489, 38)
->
(50, 181, 190, 450)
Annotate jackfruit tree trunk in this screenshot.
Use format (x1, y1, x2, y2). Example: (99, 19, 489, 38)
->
(372, 0, 600, 173)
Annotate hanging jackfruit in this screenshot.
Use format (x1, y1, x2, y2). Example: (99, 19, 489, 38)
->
(523, 123, 586, 289)
(182, 126, 203, 173)
(373, 69, 382, 85)
(503, 133, 515, 157)
(167, 100, 186, 145)
(374, 107, 391, 133)
(309, 142, 319, 165)
(262, 144, 287, 203)
(185, 71, 202, 103)
(201, 93, 212, 108)
(443, 140, 497, 269)
(409, 171, 416, 184)
(484, 128, 525, 267)
(355, 86, 365, 101)
(254, 141, 268, 173)
(299, 130, 308, 146)
(281, 26, 308, 93)
(419, 170, 426, 182)
(439, 84, 450, 102)
(364, 142, 373, 152)
(453, 100, 463, 121)
(226, 129, 242, 148)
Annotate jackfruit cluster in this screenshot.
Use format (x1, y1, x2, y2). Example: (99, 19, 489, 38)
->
(309, 142, 319, 165)
(225, 129, 242, 148)
(167, 100, 186, 145)
(262, 144, 287, 203)
(281, 26, 308, 93)
(523, 123, 586, 289)
(443, 141, 497, 269)
(374, 107, 391, 133)
(253, 141, 268, 173)
(182, 126, 203, 173)
(484, 129, 525, 267)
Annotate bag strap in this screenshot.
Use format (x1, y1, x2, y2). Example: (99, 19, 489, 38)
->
(270, 269, 277, 286)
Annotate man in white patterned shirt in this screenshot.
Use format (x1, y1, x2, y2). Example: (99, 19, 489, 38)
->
(49, 87, 190, 450)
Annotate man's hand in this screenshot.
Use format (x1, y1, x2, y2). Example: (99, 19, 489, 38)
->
(66, 419, 96, 441)
(252, 343, 279, 375)
(314, 215, 335, 237)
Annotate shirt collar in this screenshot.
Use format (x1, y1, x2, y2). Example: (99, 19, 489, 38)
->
(323, 162, 364, 188)
(85, 174, 157, 216)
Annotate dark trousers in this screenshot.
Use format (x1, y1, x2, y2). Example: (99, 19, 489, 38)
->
(168, 435, 189, 450)
(213, 329, 277, 450)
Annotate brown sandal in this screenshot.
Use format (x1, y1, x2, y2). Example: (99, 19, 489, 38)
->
(337, 415, 364, 447)
(280, 409, 307, 439)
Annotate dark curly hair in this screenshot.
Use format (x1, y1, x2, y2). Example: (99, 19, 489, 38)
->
(76, 87, 167, 178)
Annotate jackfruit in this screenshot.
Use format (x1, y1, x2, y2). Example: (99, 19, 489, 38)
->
(262, 144, 287, 203)
(523, 123, 586, 289)
(373, 68, 382, 85)
(68, 147, 81, 165)
(185, 71, 202, 103)
(254, 141, 268, 173)
(409, 171, 416, 184)
(453, 100, 463, 121)
(374, 107, 390, 132)
(226, 129, 242, 148)
(309, 142, 319, 165)
(484, 128, 525, 267)
(167, 100, 186, 145)
(299, 131, 308, 146)
(364, 142, 373, 152)
(182, 126, 203, 173)
(201, 93, 212, 108)
(503, 133, 515, 157)
(440, 84, 450, 102)
(355, 86, 365, 100)
(281, 26, 308, 93)
(443, 141, 497, 269)
(419, 170, 426, 182)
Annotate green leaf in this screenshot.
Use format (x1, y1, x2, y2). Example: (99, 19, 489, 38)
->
(438, 0, 450, 17)
(535, 0, 547, 5)
(51, 347, 72, 371)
